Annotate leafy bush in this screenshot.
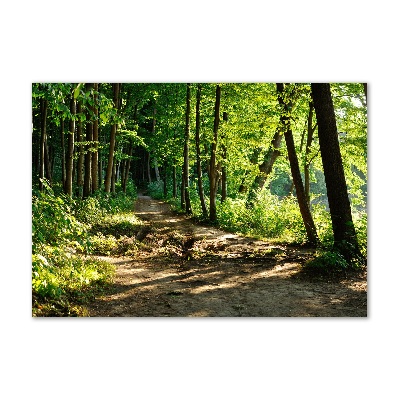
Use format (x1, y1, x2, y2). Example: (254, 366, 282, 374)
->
(215, 191, 308, 243)
(32, 183, 88, 253)
(304, 250, 349, 274)
(32, 179, 138, 316)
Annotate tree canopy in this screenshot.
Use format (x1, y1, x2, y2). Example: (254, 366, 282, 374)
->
(32, 82, 367, 264)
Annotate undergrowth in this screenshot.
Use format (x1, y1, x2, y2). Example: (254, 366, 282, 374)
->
(32, 180, 140, 317)
(157, 181, 367, 273)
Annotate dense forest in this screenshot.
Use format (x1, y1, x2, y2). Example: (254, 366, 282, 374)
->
(32, 82, 367, 316)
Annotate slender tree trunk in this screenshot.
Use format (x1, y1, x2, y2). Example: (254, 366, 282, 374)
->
(60, 118, 66, 188)
(65, 95, 76, 196)
(105, 83, 120, 192)
(180, 172, 185, 209)
(111, 157, 117, 193)
(122, 144, 133, 193)
(304, 101, 317, 207)
(195, 84, 208, 217)
(248, 124, 285, 202)
(120, 148, 126, 188)
(147, 151, 152, 183)
(122, 104, 137, 193)
(277, 83, 319, 245)
(363, 83, 367, 104)
(44, 136, 52, 185)
(183, 83, 192, 214)
(91, 83, 99, 193)
(83, 83, 93, 198)
(163, 166, 168, 198)
(172, 164, 177, 198)
(221, 113, 228, 202)
(39, 97, 48, 191)
(154, 159, 161, 181)
(311, 83, 360, 260)
(76, 101, 84, 197)
(209, 85, 221, 222)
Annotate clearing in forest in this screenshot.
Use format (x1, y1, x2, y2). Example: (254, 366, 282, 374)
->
(87, 195, 367, 317)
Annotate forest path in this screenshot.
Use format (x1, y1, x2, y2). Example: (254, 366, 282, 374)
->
(87, 194, 367, 317)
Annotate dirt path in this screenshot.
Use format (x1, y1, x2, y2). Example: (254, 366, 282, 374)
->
(87, 195, 367, 317)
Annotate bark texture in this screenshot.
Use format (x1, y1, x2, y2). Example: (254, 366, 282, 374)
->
(311, 83, 360, 258)
(105, 83, 120, 192)
(195, 84, 208, 217)
(277, 83, 319, 245)
(182, 83, 192, 214)
(83, 83, 93, 198)
(65, 96, 76, 196)
(209, 85, 221, 222)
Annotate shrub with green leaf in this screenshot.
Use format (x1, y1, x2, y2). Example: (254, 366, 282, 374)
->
(32, 179, 139, 316)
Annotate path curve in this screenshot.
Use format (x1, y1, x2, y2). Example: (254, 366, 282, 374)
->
(87, 195, 367, 317)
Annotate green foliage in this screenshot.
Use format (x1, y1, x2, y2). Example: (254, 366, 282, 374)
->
(32, 179, 139, 316)
(32, 245, 115, 316)
(146, 181, 165, 199)
(215, 191, 309, 243)
(354, 212, 367, 258)
(32, 181, 89, 253)
(88, 213, 143, 255)
(304, 250, 349, 275)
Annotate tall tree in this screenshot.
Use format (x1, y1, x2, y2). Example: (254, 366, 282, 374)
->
(311, 83, 360, 260)
(209, 85, 221, 222)
(363, 83, 367, 104)
(277, 83, 319, 245)
(195, 84, 208, 217)
(91, 83, 99, 193)
(76, 100, 84, 197)
(83, 83, 93, 198)
(64, 92, 76, 196)
(221, 112, 228, 202)
(60, 118, 66, 188)
(182, 83, 192, 214)
(105, 83, 120, 193)
(304, 101, 318, 207)
(39, 94, 48, 191)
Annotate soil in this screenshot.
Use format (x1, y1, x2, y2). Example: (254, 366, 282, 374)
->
(86, 194, 367, 317)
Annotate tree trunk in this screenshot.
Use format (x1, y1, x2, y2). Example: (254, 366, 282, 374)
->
(83, 83, 93, 198)
(111, 157, 116, 193)
(44, 135, 52, 185)
(311, 83, 360, 260)
(146, 151, 152, 183)
(363, 83, 367, 104)
(248, 125, 284, 202)
(220, 139, 227, 203)
(105, 83, 120, 192)
(91, 83, 99, 193)
(182, 83, 192, 214)
(122, 104, 137, 193)
(154, 159, 161, 181)
(60, 118, 66, 188)
(277, 83, 319, 245)
(39, 97, 48, 191)
(304, 101, 317, 207)
(65, 95, 76, 196)
(172, 164, 177, 198)
(195, 84, 208, 217)
(122, 144, 133, 193)
(76, 101, 84, 197)
(209, 85, 221, 222)
(163, 166, 168, 198)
